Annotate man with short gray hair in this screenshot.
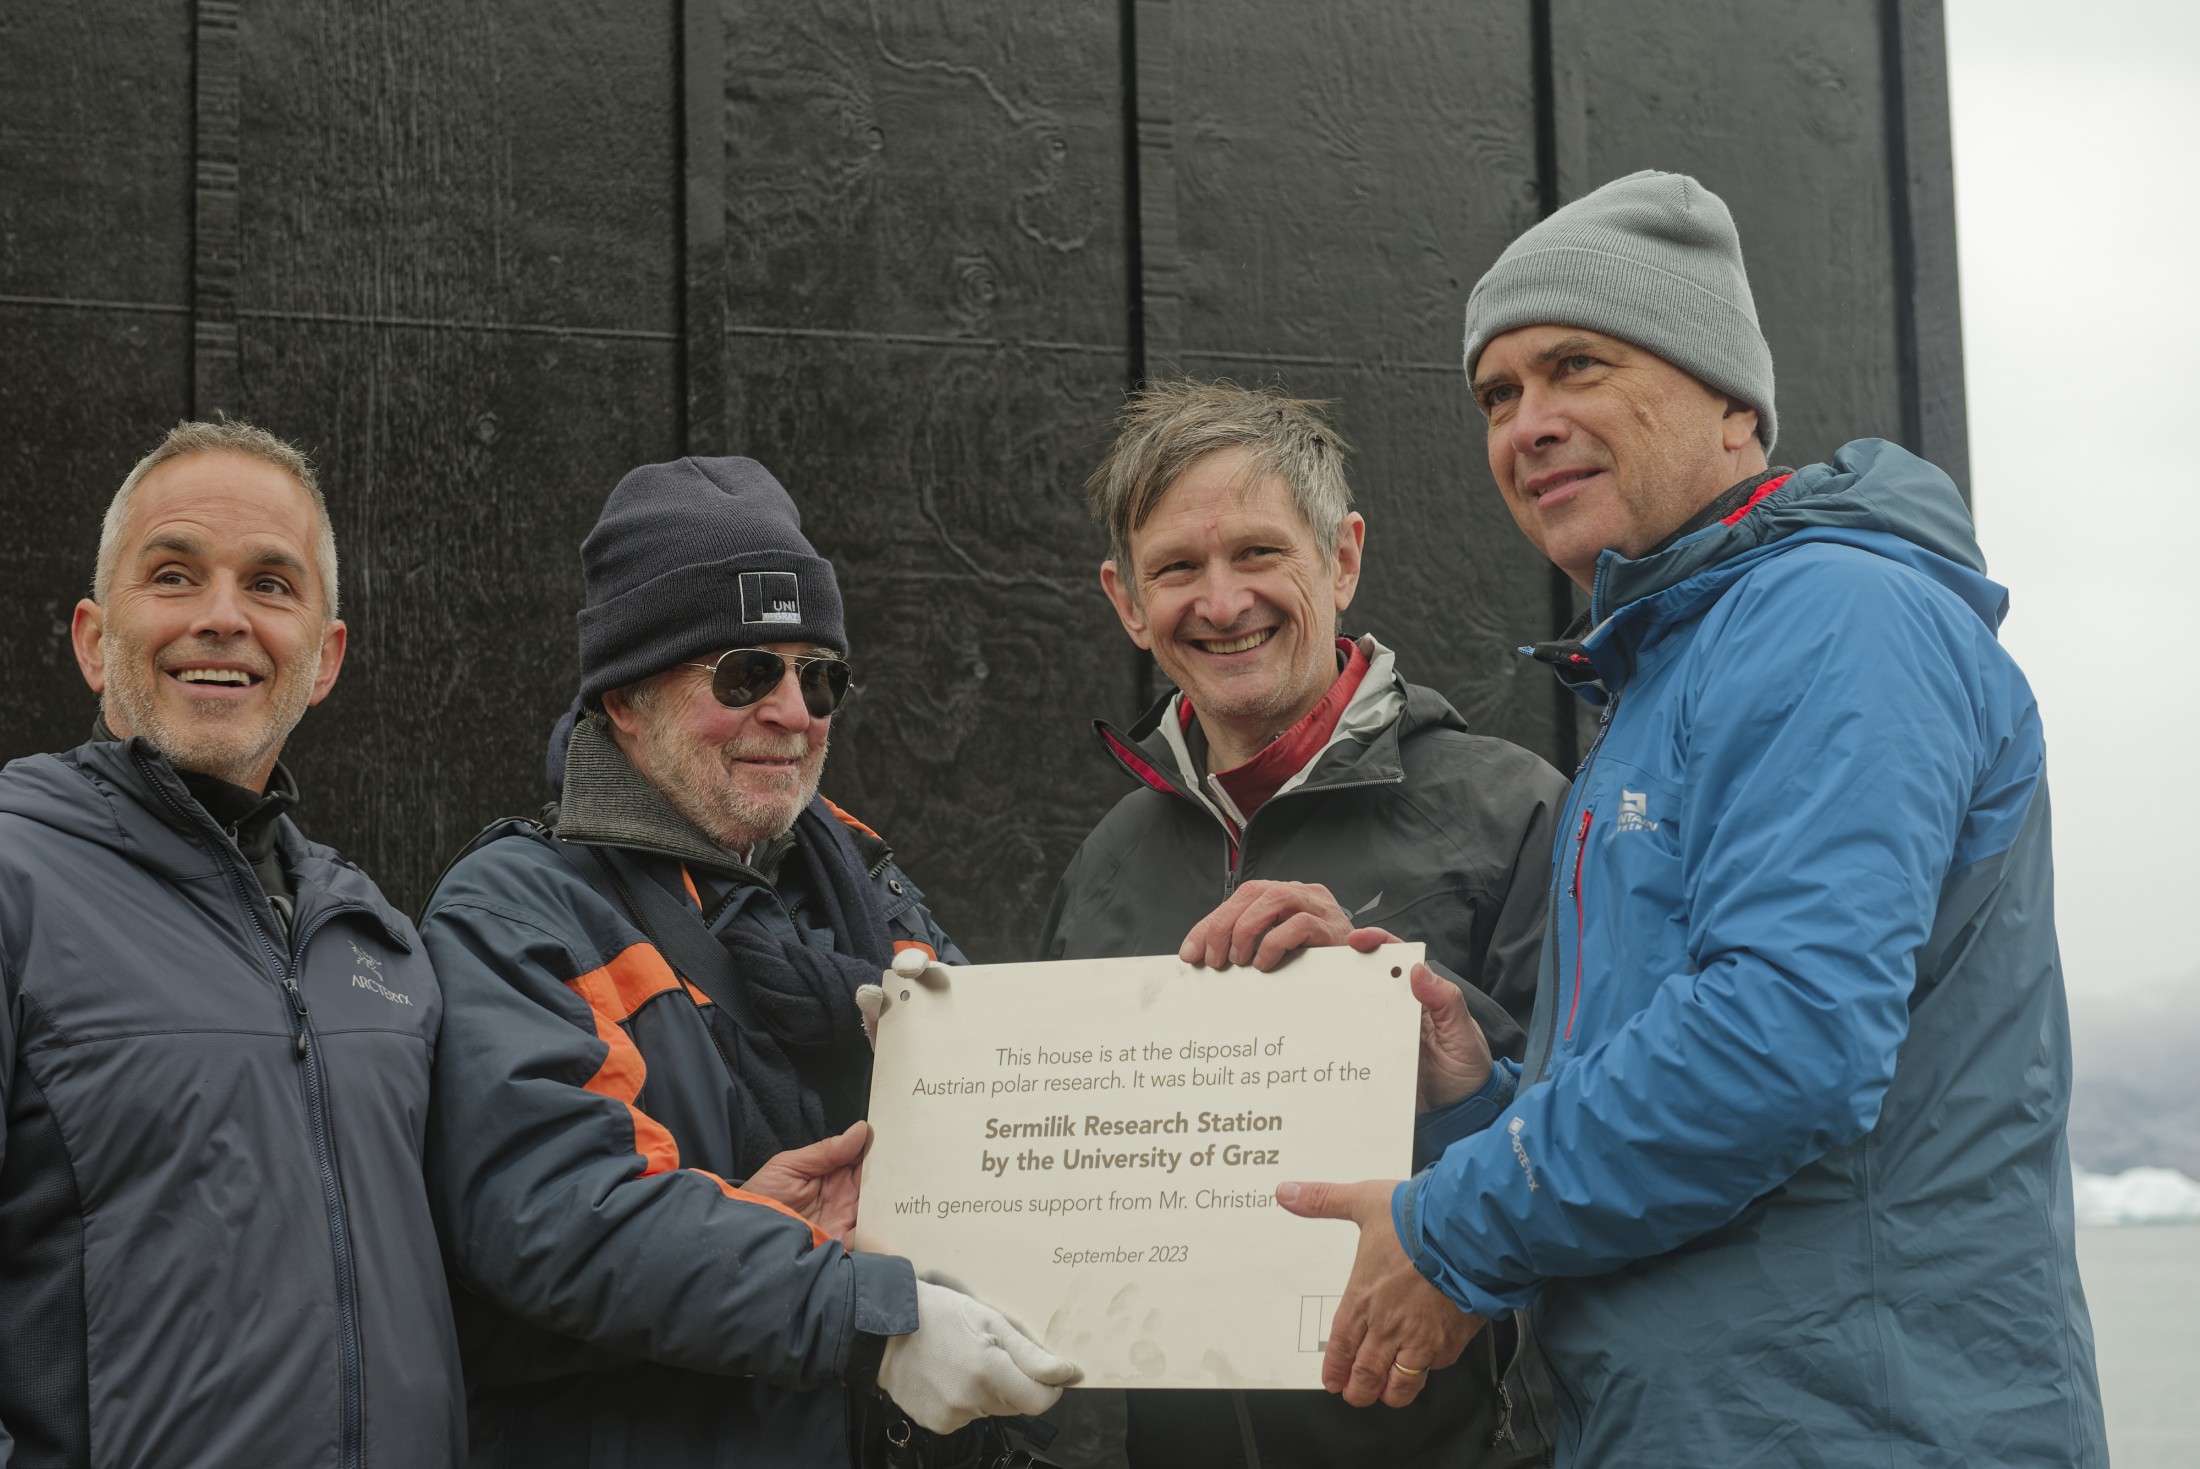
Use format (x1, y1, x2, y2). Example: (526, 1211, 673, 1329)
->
(1277, 170, 2107, 1468)
(0, 420, 464, 1465)
(1040, 380, 1567, 1468)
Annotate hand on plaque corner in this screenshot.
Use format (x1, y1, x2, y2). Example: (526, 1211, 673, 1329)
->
(861, 949, 957, 1050)
(877, 1278, 1083, 1435)
(1177, 879, 1361, 971)
(1275, 1177, 1484, 1409)
(742, 1120, 871, 1239)
(1340, 930, 1491, 1111)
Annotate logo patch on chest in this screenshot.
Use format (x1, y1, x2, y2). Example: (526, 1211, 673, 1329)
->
(1615, 788, 1659, 833)
(349, 941, 413, 1005)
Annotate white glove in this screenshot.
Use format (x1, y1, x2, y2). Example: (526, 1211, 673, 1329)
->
(856, 985, 886, 1049)
(876, 1280, 1082, 1434)
(860, 950, 946, 1050)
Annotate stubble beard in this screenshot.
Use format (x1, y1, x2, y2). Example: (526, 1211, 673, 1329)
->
(638, 705, 827, 855)
(103, 629, 318, 789)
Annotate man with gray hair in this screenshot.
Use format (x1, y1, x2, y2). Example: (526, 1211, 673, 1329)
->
(1038, 381, 1567, 1468)
(0, 420, 465, 1464)
(1275, 170, 2107, 1467)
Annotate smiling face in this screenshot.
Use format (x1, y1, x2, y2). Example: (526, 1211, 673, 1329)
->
(71, 449, 346, 791)
(1100, 447, 1364, 769)
(604, 640, 832, 854)
(1472, 325, 1766, 588)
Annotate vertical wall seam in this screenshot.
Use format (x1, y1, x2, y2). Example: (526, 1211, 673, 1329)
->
(1880, 0, 1925, 460)
(681, 0, 728, 454)
(1531, 0, 1581, 769)
(1121, 0, 1146, 391)
(191, 0, 241, 416)
(1131, 0, 1179, 383)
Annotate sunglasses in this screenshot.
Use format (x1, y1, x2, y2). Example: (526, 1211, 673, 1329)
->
(681, 649, 853, 717)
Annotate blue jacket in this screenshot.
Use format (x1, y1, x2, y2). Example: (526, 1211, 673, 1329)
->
(1395, 441, 2106, 1467)
(0, 737, 464, 1468)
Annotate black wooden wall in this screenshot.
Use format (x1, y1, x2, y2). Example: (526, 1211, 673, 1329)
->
(0, 0, 1965, 964)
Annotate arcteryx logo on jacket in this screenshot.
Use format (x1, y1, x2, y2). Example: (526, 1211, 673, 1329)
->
(1395, 439, 2106, 1469)
(0, 738, 465, 1469)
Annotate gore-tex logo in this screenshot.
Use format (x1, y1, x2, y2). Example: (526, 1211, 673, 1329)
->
(740, 571, 801, 625)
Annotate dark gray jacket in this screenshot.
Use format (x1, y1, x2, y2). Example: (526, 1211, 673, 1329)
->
(0, 736, 464, 1468)
(1038, 642, 1567, 1469)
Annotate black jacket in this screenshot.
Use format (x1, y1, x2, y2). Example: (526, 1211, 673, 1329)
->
(0, 736, 464, 1467)
(1038, 642, 1565, 1469)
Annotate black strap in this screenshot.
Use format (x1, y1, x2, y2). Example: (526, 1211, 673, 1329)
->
(550, 837, 766, 1035)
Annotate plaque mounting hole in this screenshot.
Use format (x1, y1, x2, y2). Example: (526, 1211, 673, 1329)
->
(1390, 966, 1402, 978)
(900, 990, 911, 1000)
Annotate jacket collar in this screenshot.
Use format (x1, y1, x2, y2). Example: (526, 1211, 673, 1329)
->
(1530, 439, 1993, 701)
(49, 734, 414, 950)
(1094, 635, 1445, 823)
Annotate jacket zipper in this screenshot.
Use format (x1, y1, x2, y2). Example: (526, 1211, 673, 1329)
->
(1529, 691, 1620, 1077)
(1221, 772, 1404, 896)
(1564, 809, 1594, 1041)
(132, 751, 366, 1469)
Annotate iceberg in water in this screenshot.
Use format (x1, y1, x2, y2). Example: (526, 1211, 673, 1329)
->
(2072, 1165, 2200, 1225)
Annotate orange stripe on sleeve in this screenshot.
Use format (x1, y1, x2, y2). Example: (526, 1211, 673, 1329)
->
(564, 945, 828, 1247)
(568, 943, 685, 1024)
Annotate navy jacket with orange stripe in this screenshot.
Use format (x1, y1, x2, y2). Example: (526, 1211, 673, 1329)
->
(420, 769, 963, 1468)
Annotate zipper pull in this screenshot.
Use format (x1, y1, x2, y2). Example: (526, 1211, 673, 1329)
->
(1569, 808, 1594, 896)
(1491, 1379, 1517, 1446)
(282, 975, 310, 1058)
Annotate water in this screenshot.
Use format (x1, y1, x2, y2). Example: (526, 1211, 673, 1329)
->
(2077, 1224, 2200, 1467)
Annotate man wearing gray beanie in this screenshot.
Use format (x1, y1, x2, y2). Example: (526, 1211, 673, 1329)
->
(419, 456, 1079, 1468)
(1273, 171, 2106, 1468)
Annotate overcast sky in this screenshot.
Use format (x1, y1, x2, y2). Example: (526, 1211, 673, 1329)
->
(1944, 0, 2198, 1001)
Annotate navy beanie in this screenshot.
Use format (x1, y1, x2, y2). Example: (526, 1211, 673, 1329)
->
(574, 456, 846, 708)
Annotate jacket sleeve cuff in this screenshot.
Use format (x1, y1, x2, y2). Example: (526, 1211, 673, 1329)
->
(1411, 1058, 1520, 1171)
(1391, 1170, 1531, 1319)
(849, 1250, 920, 1338)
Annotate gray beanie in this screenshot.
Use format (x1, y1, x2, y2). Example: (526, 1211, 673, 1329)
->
(1462, 170, 1776, 451)
(575, 456, 846, 706)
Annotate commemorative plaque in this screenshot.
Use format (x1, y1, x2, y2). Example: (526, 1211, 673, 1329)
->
(852, 945, 1422, 1389)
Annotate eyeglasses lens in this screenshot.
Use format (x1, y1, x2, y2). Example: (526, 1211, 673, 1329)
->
(711, 651, 851, 717)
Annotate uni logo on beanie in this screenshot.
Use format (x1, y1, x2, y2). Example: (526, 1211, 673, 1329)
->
(740, 571, 802, 625)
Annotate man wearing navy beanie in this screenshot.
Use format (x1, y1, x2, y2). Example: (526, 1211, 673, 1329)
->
(1270, 172, 2105, 1468)
(422, 456, 1079, 1467)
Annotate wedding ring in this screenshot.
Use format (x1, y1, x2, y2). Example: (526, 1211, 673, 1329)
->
(1390, 1360, 1430, 1376)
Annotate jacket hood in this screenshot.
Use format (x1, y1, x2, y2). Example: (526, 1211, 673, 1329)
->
(1582, 438, 2004, 681)
(0, 736, 413, 949)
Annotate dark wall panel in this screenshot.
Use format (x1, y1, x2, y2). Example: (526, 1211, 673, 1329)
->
(1162, 1, 1558, 757)
(0, 0, 195, 759)
(0, 0, 194, 307)
(222, 0, 682, 905)
(1550, 0, 1906, 473)
(722, 0, 1133, 963)
(1, 2, 1971, 957)
(0, 312, 194, 752)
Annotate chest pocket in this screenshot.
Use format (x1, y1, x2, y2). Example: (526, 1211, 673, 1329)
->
(1561, 758, 1687, 1055)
